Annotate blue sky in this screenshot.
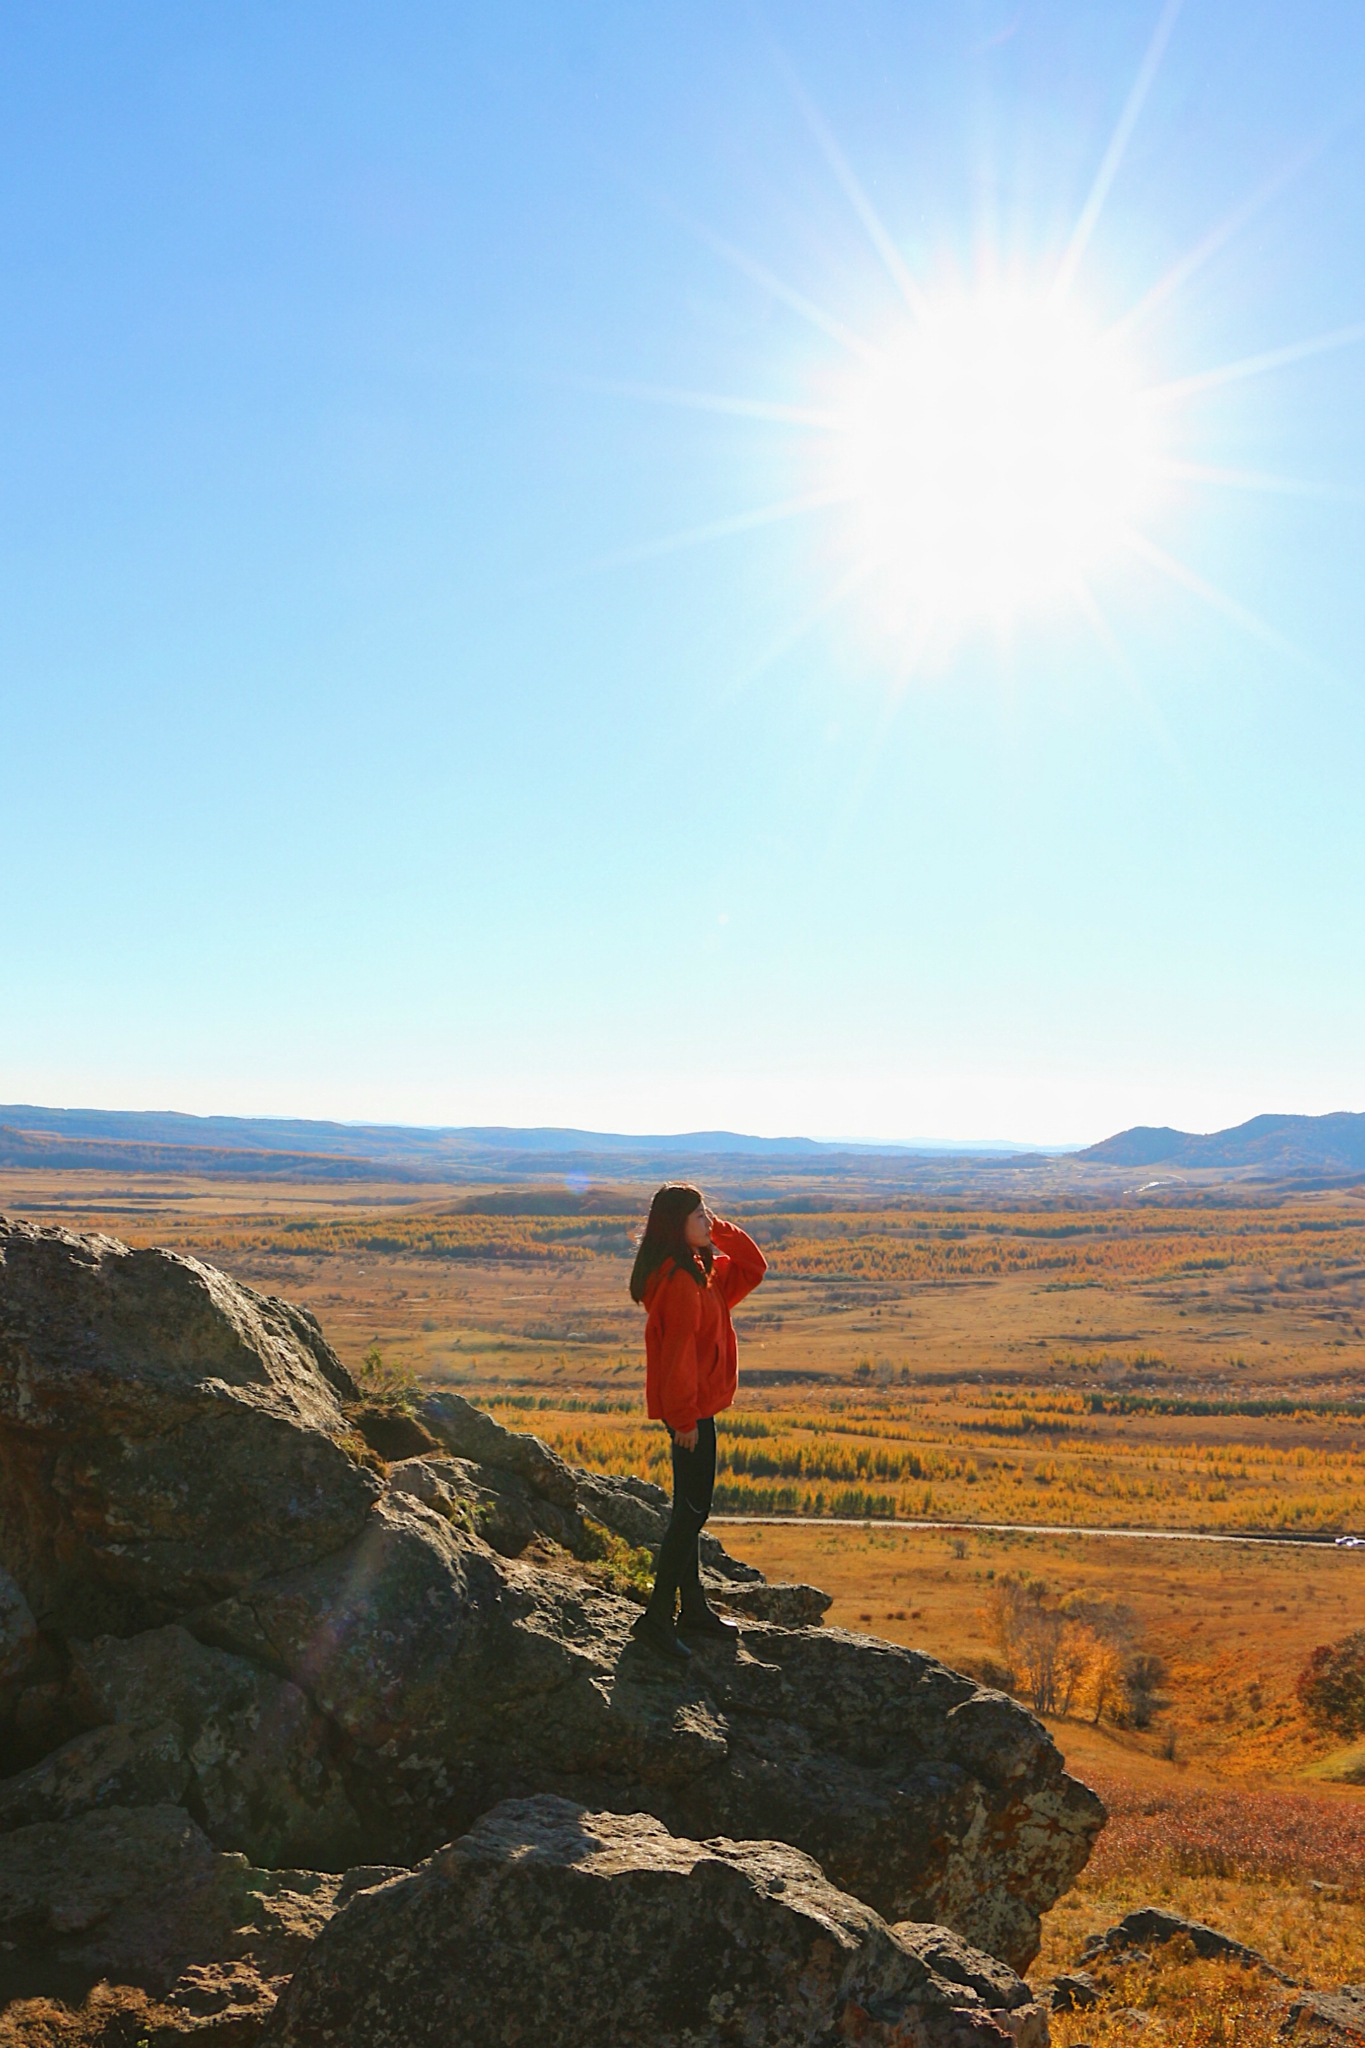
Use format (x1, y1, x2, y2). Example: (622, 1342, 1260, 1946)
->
(3, 1, 1363, 1145)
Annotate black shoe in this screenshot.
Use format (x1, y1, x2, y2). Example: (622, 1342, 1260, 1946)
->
(631, 1612, 692, 1662)
(677, 1606, 739, 1639)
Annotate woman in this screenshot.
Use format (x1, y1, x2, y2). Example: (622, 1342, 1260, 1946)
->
(628, 1183, 767, 1660)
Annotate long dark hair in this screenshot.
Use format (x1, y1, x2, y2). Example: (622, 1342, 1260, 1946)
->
(629, 1182, 712, 1303)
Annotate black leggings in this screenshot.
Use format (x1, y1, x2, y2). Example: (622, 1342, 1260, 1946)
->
(646, 1417, 717, 1625)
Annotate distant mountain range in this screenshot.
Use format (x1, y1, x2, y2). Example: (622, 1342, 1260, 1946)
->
(1077, 1111, 1365, 1175)
(2, 1103, 1360, 1185)
(0, 1105, 1035, 1184)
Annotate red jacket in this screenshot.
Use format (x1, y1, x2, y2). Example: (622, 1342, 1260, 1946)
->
(642, 1218, 767, 1433)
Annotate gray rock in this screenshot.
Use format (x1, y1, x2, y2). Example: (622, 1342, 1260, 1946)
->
(713, 1578, 834, 1625)
(1081, 1907, 1288, 1981)
(0, 1716, 189, 1830)
(577, 1467, 763, 1582)
(197, 1494, 1101, 1967)
(0, 1801, 400, 2007)
(576, 1466, 671, 1540)
(60, 1625, 363, 1867)
(418, 1389, 580, 1509)
(1046, 1970, 1100, 2011)
(389, 1436, 783, 1596)
(0, 1221, 380, 1635)
(383, 1452, 477, 1517)
(384, 1448, 576, 1560)
(262, 1795, 1051, 2048)
(1283, 1988, 1365, 2040)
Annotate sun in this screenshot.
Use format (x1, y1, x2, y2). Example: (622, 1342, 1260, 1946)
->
(838, 290, 1160, 634)
(598, 3, 1364, 679)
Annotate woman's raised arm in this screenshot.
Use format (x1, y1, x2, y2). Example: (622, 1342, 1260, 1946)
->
(709, 1217, 767, 1308)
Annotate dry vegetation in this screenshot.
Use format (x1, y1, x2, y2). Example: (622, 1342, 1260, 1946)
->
(1037, 1774, 1365, 2044)
(507, 1393, 1365, 1533)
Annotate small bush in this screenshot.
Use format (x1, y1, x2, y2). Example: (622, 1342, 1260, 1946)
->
(354, 1343, 422, 1413)
(579, 1517, 655, 1602)
(1126, 1650, 1168, 1730)
(1297, 1631, 1365, 1737)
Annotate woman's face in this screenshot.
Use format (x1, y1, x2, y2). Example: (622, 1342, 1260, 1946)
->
(683, 1201, 713, 1249)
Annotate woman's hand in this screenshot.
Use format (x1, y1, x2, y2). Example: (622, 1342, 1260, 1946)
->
(674, 1425, 699, 1452)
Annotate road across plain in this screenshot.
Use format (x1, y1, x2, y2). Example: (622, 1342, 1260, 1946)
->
(709, 1513, 1365, 1552)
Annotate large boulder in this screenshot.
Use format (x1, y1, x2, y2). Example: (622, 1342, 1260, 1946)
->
(418, 1389, 581, 1510)
(0, 1222, 379, 1638)
(263, 1796, 1050, 2048)
(0, 1717, 189, 1835)
(196, 1492, 1098, 1966)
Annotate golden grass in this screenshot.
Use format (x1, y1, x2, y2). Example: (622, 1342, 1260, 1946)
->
(1036, 1773, 1365, 2042)
(134, 1190, 1365, 1293)
(511, 1396, 1365, 1534)
(1045, 1960, 1296, 2048)
(0, 1982, 251, 2045)
(14, 1172, 1364, 1437)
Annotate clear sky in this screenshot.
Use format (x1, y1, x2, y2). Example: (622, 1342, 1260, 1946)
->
(3, 1, 1363, 1146)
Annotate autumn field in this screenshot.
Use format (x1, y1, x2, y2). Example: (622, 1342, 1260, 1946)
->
(7, 1166, 1365, 1545)
(5, 1165, 1365, 2035)
(15, 1165, 1363, 1522)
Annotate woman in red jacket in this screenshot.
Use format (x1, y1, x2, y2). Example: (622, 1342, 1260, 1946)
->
(628, 1182, 767, 1661)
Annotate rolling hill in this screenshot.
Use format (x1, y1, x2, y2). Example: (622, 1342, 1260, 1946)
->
(0, 1105, 1035, 1184)
(1077, 1110, 1365, 1175)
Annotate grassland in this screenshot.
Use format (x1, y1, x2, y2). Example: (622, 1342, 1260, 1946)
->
(27, 1171, 1360, 1527)
(7, 1169, 1364, 1541)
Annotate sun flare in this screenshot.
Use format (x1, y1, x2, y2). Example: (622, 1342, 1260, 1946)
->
(604, 1, 1364, 682)
(839, 291, 1160, 633)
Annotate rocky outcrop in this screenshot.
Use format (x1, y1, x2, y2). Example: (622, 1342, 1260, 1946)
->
(1042, 1970, 1099, 2012)
(1080, 1906, 1289, 1981)
(571, 1458, 765, 1585)
(413, 1394, 780, 1593)
(710, 1577, 833, 1625)
(0, 1219, 1105, 1991)
(263, 1796, 1050, 2048)
(418, 1390, 581, 1510)
(0, 1223, 378, 1639)
(409, 1394, 773, 1593)
(189, 1486, 1097, 1964)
